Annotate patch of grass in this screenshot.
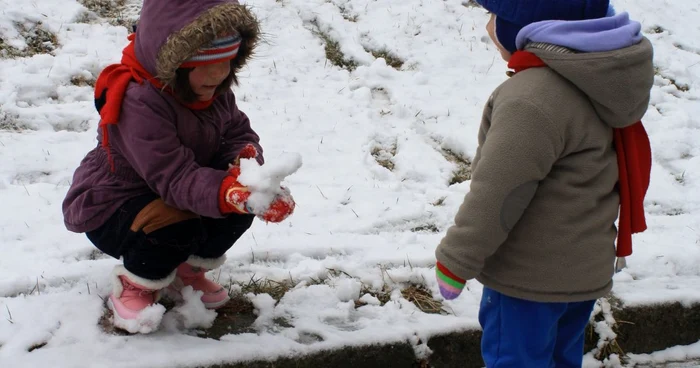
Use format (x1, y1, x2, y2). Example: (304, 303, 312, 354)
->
(367, 48, 404, 69)
(310, 19, 358, 71)
(71, 75, 97, 87)
(585, 297, 630, 364)
(228, 269, 394, 312)
(0, 22, 58, 58)
(98, 268, 446, 339)
(371, 141, 397, 171)
(235, 275, 294, 301)
(665, 208, 684, 216)
(336, 5, 359, 22)
(410, 224, 440, 233)
(24, 24, 58, 54)
(27, 342, 48, 352)
(675, 171, 687, 184)
(0, 111, 26, 131)
(342, 13, 359, 22)
(74, 11, 98, 24)
(401, 285, 444, 314)
(79, 0, 126, 17)
(669, 78, 690, 92)
(88, 249, 107, 260)
(654, 67, 691, 93)
(78, 0, 129, 27)
(647, 25, 665, 34)
(11, 171, 52, 185)
(587, 322, 628, 363)
(356, 268, 443, 314)
(356, 287, 393, 308)
(78, 0, 128, 27)
(441, 147, 472, 185)
(431, 197, 446, 206)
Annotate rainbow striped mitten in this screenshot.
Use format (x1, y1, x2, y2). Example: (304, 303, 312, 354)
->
(436, 262, 466, 300)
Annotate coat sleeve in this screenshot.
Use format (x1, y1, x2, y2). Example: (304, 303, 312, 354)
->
(435, 97, 564, 280)
(210, 92, 264, 169)
(108, 87, 228, 218)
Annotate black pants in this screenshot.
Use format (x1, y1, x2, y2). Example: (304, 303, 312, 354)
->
(86, 193, 254, 280)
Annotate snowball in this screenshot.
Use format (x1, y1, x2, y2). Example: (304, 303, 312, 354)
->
(335, 279, 362, 302)
(248, 293, 277, 330)
(358, 293, 381, 306)
(237, 153, 303, 213)
(162, 286, 217, 331)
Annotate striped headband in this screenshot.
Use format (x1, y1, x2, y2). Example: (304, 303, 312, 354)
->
(180, 32, 242, 68)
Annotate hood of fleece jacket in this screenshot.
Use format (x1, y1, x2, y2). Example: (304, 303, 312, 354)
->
(134, 0, 260, 87)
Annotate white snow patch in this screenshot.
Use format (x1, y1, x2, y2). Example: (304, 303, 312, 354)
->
(0, 0, 699, 366)
(333, 278, 362, 302)
(162, 286, 217, 331)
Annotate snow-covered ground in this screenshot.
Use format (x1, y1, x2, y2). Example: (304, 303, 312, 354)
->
(0, 0, 699, 367)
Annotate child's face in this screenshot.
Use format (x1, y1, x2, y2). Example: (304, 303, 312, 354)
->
(486, 14, 512, 62)
(188, 61, 231, 101)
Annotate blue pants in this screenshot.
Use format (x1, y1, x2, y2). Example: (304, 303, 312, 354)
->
(479, 287, 596, 368)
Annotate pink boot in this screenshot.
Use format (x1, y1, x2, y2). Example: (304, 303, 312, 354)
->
(107, 265, 175, 334)
(168, 256, 230, 309)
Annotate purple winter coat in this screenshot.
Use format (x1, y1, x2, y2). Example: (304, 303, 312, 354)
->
(62, 0, 262, 233)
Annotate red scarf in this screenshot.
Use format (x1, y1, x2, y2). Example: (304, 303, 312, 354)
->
(507, 51, 651, 257)
(94, 33, 216, 171)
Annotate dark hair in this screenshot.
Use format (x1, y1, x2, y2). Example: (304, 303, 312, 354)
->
(172, 58, 239, 103)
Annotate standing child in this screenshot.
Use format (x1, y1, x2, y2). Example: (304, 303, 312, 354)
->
(435, 0, 654, 366)
(63, 0, 295, 334)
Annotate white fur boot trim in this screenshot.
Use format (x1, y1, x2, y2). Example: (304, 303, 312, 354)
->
(185, 254, 227, 270)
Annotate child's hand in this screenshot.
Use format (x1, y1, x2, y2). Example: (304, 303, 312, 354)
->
(232, 143, 259, 166)
(436, 261, 467, 300)
(258, 187, 295, 223)
(221, 158, 254, 215)
(222, 178, 253, 215)
(222, 164, 295, 222)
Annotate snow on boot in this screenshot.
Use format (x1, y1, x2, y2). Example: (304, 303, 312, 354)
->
(107, 265, 175, 334)
(168, 256, 230, 309)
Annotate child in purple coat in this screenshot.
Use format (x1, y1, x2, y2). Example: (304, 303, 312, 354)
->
(63, 0, 295, 333)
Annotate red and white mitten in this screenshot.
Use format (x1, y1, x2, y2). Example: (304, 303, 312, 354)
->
(220, 144, 260, 214)
(258, 187, 295, 223)
(231, 144, 259, 167)
(219, 166, 253, 215)
(219, 156, 296, 223)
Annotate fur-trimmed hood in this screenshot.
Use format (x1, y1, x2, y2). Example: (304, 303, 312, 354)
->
(134, 0, 260, 87)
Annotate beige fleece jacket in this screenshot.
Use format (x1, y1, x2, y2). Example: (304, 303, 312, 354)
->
(435, 38, 654, 303)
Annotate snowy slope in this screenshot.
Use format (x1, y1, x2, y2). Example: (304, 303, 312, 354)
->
(0, 0, 699, 367)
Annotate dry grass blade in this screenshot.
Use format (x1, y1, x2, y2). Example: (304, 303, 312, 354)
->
(367, 48, 404, 69)
(401, 285, 443, 314)
(70, 75, 96, 87)
(441, 147, 472, 185)
(0, 22, 58, 58)
(410, 224, 440, 233)
(371, 141, 397, 171)
(237, 275, 294, 301)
